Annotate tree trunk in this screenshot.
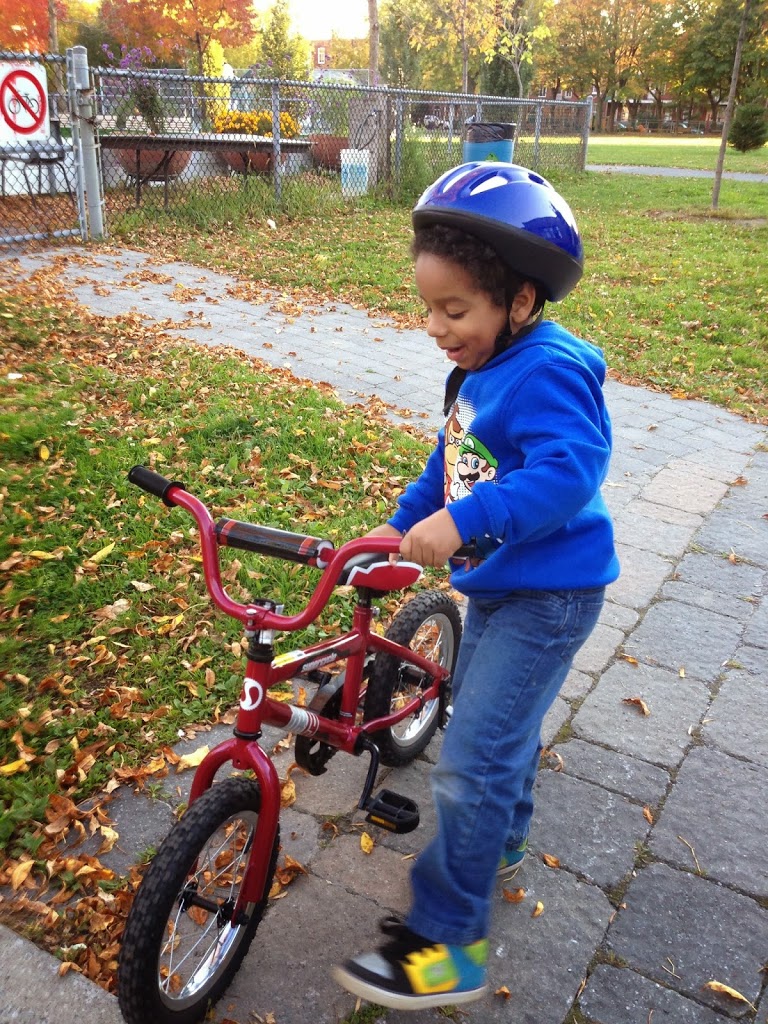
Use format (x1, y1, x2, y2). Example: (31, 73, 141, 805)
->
(48, 0, 58, 52)
(368, 0, 379, 86)
(713, 0, 752, 208)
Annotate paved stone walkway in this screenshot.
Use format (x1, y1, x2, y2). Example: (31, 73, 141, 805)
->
(2, 247, 767, 1024)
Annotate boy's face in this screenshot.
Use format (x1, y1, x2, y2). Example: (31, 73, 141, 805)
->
(414, 253, 508, 372)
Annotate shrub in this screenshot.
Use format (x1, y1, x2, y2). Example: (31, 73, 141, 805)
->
(728, 102, 768, 152)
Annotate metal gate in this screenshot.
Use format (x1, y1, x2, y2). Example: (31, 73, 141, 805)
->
(0, 50, 93, 254)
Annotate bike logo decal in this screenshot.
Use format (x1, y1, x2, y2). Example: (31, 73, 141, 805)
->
(285, 707, 320, 736)
(239, 679, 264, 711)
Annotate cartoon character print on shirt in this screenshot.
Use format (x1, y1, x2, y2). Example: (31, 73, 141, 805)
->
(444, 396, 502, 565)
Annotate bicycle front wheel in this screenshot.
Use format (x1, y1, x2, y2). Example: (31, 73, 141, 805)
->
(118, 776, 279, 1024)
(364, 590, 462, 766)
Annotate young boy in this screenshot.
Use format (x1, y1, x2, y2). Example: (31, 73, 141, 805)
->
(333, 163, 620, 1010)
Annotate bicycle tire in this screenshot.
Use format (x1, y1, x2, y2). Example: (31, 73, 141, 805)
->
(118, 776, 279, 1024)
(363, 590, 462, 766)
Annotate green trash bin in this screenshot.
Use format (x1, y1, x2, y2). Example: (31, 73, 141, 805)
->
(462, 121, 515, 162)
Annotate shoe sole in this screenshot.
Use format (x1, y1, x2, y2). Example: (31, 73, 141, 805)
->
(497, 853, 526, 883)
(332, 965, 487, 1010)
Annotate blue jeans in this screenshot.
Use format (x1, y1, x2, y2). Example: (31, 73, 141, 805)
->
(406, 588, 605, 946)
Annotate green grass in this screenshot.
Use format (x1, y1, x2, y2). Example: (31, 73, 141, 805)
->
(2, 162, 768, 857)
(586, 135, 768, 175)
(0, 285, 431, 853)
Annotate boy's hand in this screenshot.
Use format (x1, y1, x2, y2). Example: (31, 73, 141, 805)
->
(400, 510, 462, 568)
(365, 523, 403, 563)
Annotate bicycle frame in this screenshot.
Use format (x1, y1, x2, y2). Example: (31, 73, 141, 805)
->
(133, 475, 453, 916)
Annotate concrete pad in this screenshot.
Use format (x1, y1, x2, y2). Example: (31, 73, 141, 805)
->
(703, 669, 768, 768)
(0, 925, 122, 1024)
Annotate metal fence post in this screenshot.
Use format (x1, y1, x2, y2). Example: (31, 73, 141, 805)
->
(271, 82, 282, 203)
(533, 102, 543, 170)
(393, 92, 404, 186)
(581, 97, 593, 170)
(68, 46, 104, 239)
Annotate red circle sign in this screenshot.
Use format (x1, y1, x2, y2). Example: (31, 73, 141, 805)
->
(0, 68, 47, 136)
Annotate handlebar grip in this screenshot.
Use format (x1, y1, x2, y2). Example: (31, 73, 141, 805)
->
(128, 465, 186, 507)
(216, 518, 335, 568)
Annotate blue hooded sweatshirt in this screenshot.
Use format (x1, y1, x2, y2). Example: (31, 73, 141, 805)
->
(388, 320, 620, 598)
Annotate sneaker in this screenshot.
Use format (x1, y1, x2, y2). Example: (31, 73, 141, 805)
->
(497, 837, 528, 882)
(333, 915, 488, 1010)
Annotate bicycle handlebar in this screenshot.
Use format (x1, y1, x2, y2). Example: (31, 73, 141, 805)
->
(128, 466, 475, 631)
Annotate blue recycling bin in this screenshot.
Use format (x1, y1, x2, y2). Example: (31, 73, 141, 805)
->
(462, 122, 515, 162)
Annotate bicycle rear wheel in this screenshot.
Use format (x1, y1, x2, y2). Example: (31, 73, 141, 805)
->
(364, 590, 462, 766)
(118, 776, 279, 1024)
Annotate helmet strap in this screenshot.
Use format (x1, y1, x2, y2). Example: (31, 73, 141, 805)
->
(442, 311, 544, 417)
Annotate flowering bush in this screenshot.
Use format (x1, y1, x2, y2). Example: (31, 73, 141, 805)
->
(213, 109, 300, 138)
(102, 45, 166, 134)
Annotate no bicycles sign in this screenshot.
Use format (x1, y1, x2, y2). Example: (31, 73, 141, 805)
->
(0, 62, 50, 144)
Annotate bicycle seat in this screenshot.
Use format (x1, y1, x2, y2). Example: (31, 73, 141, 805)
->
(338, 553, 423, 592)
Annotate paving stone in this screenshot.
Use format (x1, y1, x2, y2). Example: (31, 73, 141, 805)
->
(556, 738, 670, 806)
(607, 863, 768, 1016)
(622, 498, 704, 528)
(77, 788, 176, 877)
(531, 770, 650, 890)
(694, 498, 768, 568)
(630, 600, 743, 681)
(607, 545, 675, 610)
(730, 644, 767, 677)
(612, 509, 695, 559)
(579, 963, 731, 1024)
(742, 598, 768, 648)
(309, 832, 411, 912)
(572, 661, 710, 768)
(600, 600, 640, 633)
(641, 461, 730, 515)
(666, 550, 764, 602)
(573, 621, 624, 674)
(703, 669, 768, 768)
(560, 668, 596, 701)
(650, 746, 768, 897)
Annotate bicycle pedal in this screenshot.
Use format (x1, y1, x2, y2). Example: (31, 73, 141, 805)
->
(364, 789, 419, 834)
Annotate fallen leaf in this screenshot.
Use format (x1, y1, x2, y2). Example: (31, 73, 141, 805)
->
(620, 654, 639, 666)
(10, 859, 35, 890)
(38, 443, 50, 461)
(0, 758, 29, 777)
(280, 776, 296, 808)
(176, 745, 209, 772)
(531, 901, 544, 918)
(502, 887, 526, 903)
(88, 542, 116, 565)
(623, 696, 650, 716)
(495, 985, 512, 999)
(703, 981, 756, 1010)
(360, 832, 375, 855)
(542, 853, 561, 869)
(643, 806, 654, 824)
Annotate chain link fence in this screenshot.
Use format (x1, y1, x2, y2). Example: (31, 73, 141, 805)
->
(0, 51, 590, 252)
(0, 51, 84, 252)
(93, 67, 590, 233)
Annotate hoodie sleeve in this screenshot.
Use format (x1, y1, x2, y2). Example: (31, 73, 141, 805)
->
(446, 361, 611, 545)
(388, 429, 447, 534)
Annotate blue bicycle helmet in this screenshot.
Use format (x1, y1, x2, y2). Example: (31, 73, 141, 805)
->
(412, 162, 583, 302)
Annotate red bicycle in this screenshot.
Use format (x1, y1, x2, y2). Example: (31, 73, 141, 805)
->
(117, 467, 466, 1024)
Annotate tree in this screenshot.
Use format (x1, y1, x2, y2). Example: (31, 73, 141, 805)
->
(99, 0, 257, 75)
(0, 0, 62, 51)
(369, 0, 380, 85)
(494, 0, 553, 98)
(409, 0, 499, 92)
(380, 0, 425, 87)
(58, 0, 120, 65)
(255, 0, 310, 79)
(330, 34, 369, 70)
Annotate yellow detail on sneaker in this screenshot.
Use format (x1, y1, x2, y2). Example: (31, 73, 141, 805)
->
(402, 944, 459, 994)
